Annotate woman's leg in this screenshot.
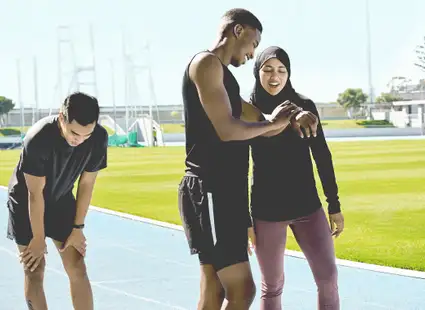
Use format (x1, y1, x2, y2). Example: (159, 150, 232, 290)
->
(290, 208, 339, 310)
(254, 219, 289, 310)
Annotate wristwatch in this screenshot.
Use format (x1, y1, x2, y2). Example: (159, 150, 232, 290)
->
(73, 224, 85, 229)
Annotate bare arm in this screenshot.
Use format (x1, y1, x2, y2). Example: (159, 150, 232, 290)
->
(73, 128, 107, 226)
(190, 54, 281, 141)
(74, 171, 98, 225)
(58, 171, 99, 256)
(23, 174, 46, 239)
(240, 99, 288, 137)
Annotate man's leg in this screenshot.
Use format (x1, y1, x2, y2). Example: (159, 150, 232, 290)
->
(207, 185, 255, 310)
(178, 177, 255, 309)
(52, 240, 93, 310)
(8, 206, 48, 310)
(198, 263, 225, 310)
(178, 176, 226, 309)
(17, 245, 48, 310)
(216, 261, 256, 310)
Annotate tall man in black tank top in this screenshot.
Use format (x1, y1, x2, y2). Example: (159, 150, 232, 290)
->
(6, 92, 108, 310)
(178, 8, 314, 310)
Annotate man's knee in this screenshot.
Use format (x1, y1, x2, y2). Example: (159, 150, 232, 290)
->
(218, 262, 256, 306)
(226, 279, 256, 306)
(201, 277, 225, 298)
(63, 256, 88, 281)
(199, 264, 225, 309)
(23, 258, 45, 284)
(199, 289, 225, 310)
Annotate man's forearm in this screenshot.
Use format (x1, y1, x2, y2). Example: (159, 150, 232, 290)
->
(221, 118, 278, 141)
(28, 192, 45, 239)
(261, 126, 286, 137)
(256, 109, 300, 138)
(74, 182, 95, 225)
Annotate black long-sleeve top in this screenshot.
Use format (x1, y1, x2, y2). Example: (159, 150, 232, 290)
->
(250, 98, 341, 222)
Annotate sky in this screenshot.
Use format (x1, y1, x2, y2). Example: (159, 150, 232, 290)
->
(0, 0, 424, 110)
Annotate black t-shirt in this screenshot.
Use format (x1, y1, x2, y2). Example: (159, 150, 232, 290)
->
(250, 98, 340, 221)
(182, 52, 249, 187)
(7, 115, 108, 210)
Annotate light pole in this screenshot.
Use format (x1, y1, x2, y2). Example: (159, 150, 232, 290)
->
(366, 0, 374, 105)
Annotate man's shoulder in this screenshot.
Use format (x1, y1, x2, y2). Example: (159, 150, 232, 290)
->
(191, 51, 218, 64)
(94, 123, 108, 137)
(189, 52, 223, 78)
(23, 116, 58, 151)
(90, 124, 109, 146)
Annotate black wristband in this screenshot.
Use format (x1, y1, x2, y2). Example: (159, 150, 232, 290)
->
(73, 224, 85, 229)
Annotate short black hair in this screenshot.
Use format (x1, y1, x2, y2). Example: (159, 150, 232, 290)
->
(220, 8, 263, 35)
(61, 92, 100, 126)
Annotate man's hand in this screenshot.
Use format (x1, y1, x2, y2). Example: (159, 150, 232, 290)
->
(291, 111, 318, 138)
(19, 237, 47, 272)
(60, 229, 87, 257)
(329, 213, 344, 238)
(270, 101, 302, 130)
(247, 227, 256, 256)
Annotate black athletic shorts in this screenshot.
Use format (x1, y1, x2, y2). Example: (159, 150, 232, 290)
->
(6, 192, 77, 246)
(178, 175, 249, 271)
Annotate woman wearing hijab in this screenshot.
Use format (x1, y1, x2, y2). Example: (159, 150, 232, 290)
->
(247, 46, 344, 310)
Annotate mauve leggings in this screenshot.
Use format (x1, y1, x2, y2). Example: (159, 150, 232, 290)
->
(254, 208, 339, 310)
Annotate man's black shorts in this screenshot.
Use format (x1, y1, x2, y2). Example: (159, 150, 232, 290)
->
(6, 193, 77, 246)
(178, 175, 249, 271)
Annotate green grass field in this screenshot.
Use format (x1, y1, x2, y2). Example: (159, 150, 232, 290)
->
(0, 124, 180, 136)
(1, 139, 424, 271)
(0, 119, 392, 137)
(0, 125, 116, 136)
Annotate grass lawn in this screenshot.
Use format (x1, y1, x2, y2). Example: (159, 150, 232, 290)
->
(160, 120, 393, 132)
(1, 139, 424, 271)
(0, 125, 116, 136)
(0, 127, 23, 136)
(161, 123, 185, 133)
(0, 119, 392, 136)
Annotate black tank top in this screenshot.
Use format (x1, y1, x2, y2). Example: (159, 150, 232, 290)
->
(181, 52, 249, 187)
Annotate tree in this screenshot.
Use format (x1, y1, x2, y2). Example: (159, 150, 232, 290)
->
(415, 36, 425, 72)
(387, 76, 411, 93)
(336, 88, 368, 119)
(337, 88, 368, 109)
(375, 92, 403, 103)
(0, 96, 15, 127)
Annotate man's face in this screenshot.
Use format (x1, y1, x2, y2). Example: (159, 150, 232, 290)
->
(231, 25, 261, 67)
(59, 113, 95, 147)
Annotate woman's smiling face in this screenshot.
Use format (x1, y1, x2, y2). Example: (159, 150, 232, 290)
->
(259, 57, 289, 96)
